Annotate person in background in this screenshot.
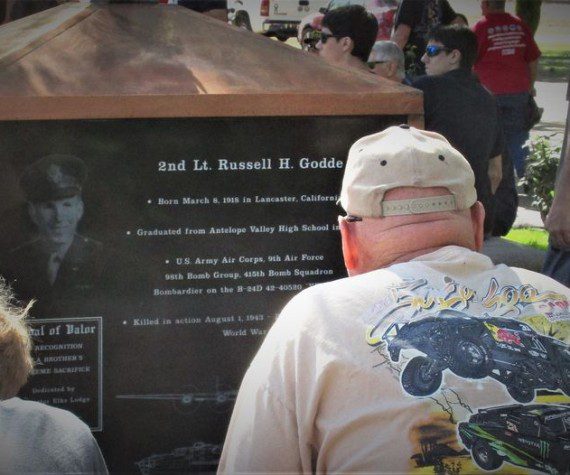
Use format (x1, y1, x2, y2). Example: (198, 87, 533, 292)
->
(368, 40, 406, 83)
(543, 77, 570, 286)
(412, 25, 502, 236)
(473, 0, 541, 178)
(0, 278, 108, 473)
(454, 12, 469, 26)
(391, 0, 458, 78)
(218, 125, 569, 473)
(316, 4, 378, 73)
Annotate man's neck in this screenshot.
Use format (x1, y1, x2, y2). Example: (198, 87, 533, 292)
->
(439, 65, 461, 75)
(340, 55, 370, 73)
(42, 236, 74, 256)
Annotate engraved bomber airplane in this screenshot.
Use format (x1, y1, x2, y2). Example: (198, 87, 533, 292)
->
(115, 380, 237, 406)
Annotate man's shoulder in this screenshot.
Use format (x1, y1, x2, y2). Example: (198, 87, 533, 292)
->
(1, 397, 91, 435)
(74, 234, 103, 250)
(69, 234, 104, 261)
(274, 270, 402, 332)
(472, 17, 488, 32)
(411, 74, 439, 91)
(9, 237, 42, 255)
(507, 266, 570, 295)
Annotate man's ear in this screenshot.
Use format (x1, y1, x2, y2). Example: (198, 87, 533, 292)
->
(339, 216, 359, 275)
(341, 36, 354, 54)
(27, 202, 39, 227)
(449, 49, 462, 67)
(77, 198, 85, 221)
(470, 201, 485, 251)
(387, 62, 398, 78)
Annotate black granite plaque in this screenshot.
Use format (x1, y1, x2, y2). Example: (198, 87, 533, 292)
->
(19, 317, 103, 430)
(0, 115, 403, 472)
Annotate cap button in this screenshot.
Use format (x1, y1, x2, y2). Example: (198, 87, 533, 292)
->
(399, 124, 410, 129)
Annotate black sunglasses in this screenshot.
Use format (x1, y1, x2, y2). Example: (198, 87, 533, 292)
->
(367, 60, 387, 68)
(425, 44, 451, 58)
(320, 32, 344, 44)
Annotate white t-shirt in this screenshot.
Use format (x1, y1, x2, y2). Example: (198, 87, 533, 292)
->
(219, 246, 570, 474)
(0, 397, 108, 474)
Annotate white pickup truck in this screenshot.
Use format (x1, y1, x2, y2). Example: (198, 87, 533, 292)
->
(228, 0, 329, 41)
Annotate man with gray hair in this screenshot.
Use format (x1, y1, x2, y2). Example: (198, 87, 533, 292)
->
(368, 40, 405, 82)
(219, 125, 569, 473)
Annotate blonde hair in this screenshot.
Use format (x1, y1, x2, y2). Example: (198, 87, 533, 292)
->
(0, 279, 34, 400)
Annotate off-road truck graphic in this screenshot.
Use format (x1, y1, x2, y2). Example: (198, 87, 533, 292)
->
(379, 309, 570, 402)
(458, 404, 570, 474)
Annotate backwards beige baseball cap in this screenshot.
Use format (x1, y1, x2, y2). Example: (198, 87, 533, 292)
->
(339, 125, 477, 218)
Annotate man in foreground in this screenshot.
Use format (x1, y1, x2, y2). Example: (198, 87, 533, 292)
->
(316, 4, 378, 73)
(0, 278, 108, 472)
(412, 25, 503, 236)
(368, 40, 406, 82)
(219, 126, 569, 473)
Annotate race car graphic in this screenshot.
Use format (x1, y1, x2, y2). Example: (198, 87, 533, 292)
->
(458, 404, 570, 474)
(378, 309, 570, 402)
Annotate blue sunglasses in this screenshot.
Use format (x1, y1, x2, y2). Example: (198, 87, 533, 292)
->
(425, 45, 451, 57)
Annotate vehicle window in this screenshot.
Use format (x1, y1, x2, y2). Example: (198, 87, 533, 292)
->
(519, 415, 540, 437)
(367, 0, 397, 8)
(543, 415, 569, 437)
(328, 0, 352, 9)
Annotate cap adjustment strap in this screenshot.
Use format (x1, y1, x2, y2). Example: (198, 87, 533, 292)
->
(381, 195, 457, 217)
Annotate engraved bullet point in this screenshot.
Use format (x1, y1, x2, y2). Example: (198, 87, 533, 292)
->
(126, 231, 131, 235)
(147, 199, 152, 204)
(165, 259, 170, 264)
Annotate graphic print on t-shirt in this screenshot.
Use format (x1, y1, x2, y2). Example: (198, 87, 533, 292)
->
(486, 23, 525, 57)
(364, 276, 569, 474)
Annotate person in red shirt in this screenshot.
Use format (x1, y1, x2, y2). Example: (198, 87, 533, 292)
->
(473, 0, 541, 178)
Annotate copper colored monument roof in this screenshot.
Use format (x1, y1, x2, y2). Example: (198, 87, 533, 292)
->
(0, 2, 423, 121)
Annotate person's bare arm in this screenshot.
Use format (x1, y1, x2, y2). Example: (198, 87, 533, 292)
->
(528, 59, 538, 96)
(545, 144, 570, 250)
(391, 23, 411, 50)
(488, 155, 502, 195)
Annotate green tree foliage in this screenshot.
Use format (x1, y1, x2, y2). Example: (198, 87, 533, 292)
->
(519, 135, 561, 216)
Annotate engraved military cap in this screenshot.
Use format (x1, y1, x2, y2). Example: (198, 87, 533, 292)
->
(21, 154, 87, 202)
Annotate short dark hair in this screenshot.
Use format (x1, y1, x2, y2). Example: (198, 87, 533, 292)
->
(322, 5, 378, 63)
(486, 0, 506, 11)
(455, 13, 468, 25)
(427, 25, 478, 70)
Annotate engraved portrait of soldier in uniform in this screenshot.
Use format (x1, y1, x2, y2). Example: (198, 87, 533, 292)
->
(2, 154, 104, 316)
